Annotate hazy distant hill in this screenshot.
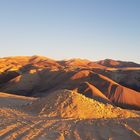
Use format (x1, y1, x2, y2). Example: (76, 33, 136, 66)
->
(97, 59, 140, 68)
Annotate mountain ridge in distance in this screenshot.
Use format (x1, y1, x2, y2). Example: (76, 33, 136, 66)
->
(97, 58, 140, 68)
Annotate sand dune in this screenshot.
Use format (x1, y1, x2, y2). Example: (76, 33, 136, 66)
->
(0, 56, 140, 139)
(76, 82, 112, 104)
(0, 57, 140, 110)
(95, 69, 140, 92)
(29, 90, 138, 118)
(0, 90, 139, 140)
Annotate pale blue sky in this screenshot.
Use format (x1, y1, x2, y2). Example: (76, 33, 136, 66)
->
(0, 0, 140, 63)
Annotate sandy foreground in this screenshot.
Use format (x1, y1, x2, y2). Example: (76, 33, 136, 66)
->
(0, 91, 140, 140)
(1, 113, 140, 140)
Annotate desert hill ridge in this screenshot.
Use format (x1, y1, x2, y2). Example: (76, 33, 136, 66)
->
(0, 56, 140, 110)
(1, 55, 140, 65)
(0, 89, 139, 119)
(0, 90, 139, 140)
(1, 68, 140, 110)
(28, 89, 139, 119)
(0, 56, 140, 139)
(97, 58, 140, 68)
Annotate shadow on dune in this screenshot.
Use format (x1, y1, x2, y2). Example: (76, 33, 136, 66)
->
(0, 66, 140, 110)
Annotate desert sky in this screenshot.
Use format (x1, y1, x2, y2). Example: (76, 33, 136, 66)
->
(0, 0, 139, 62)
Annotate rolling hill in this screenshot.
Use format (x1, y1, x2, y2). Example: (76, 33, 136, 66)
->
(0, 56, 140, 140)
